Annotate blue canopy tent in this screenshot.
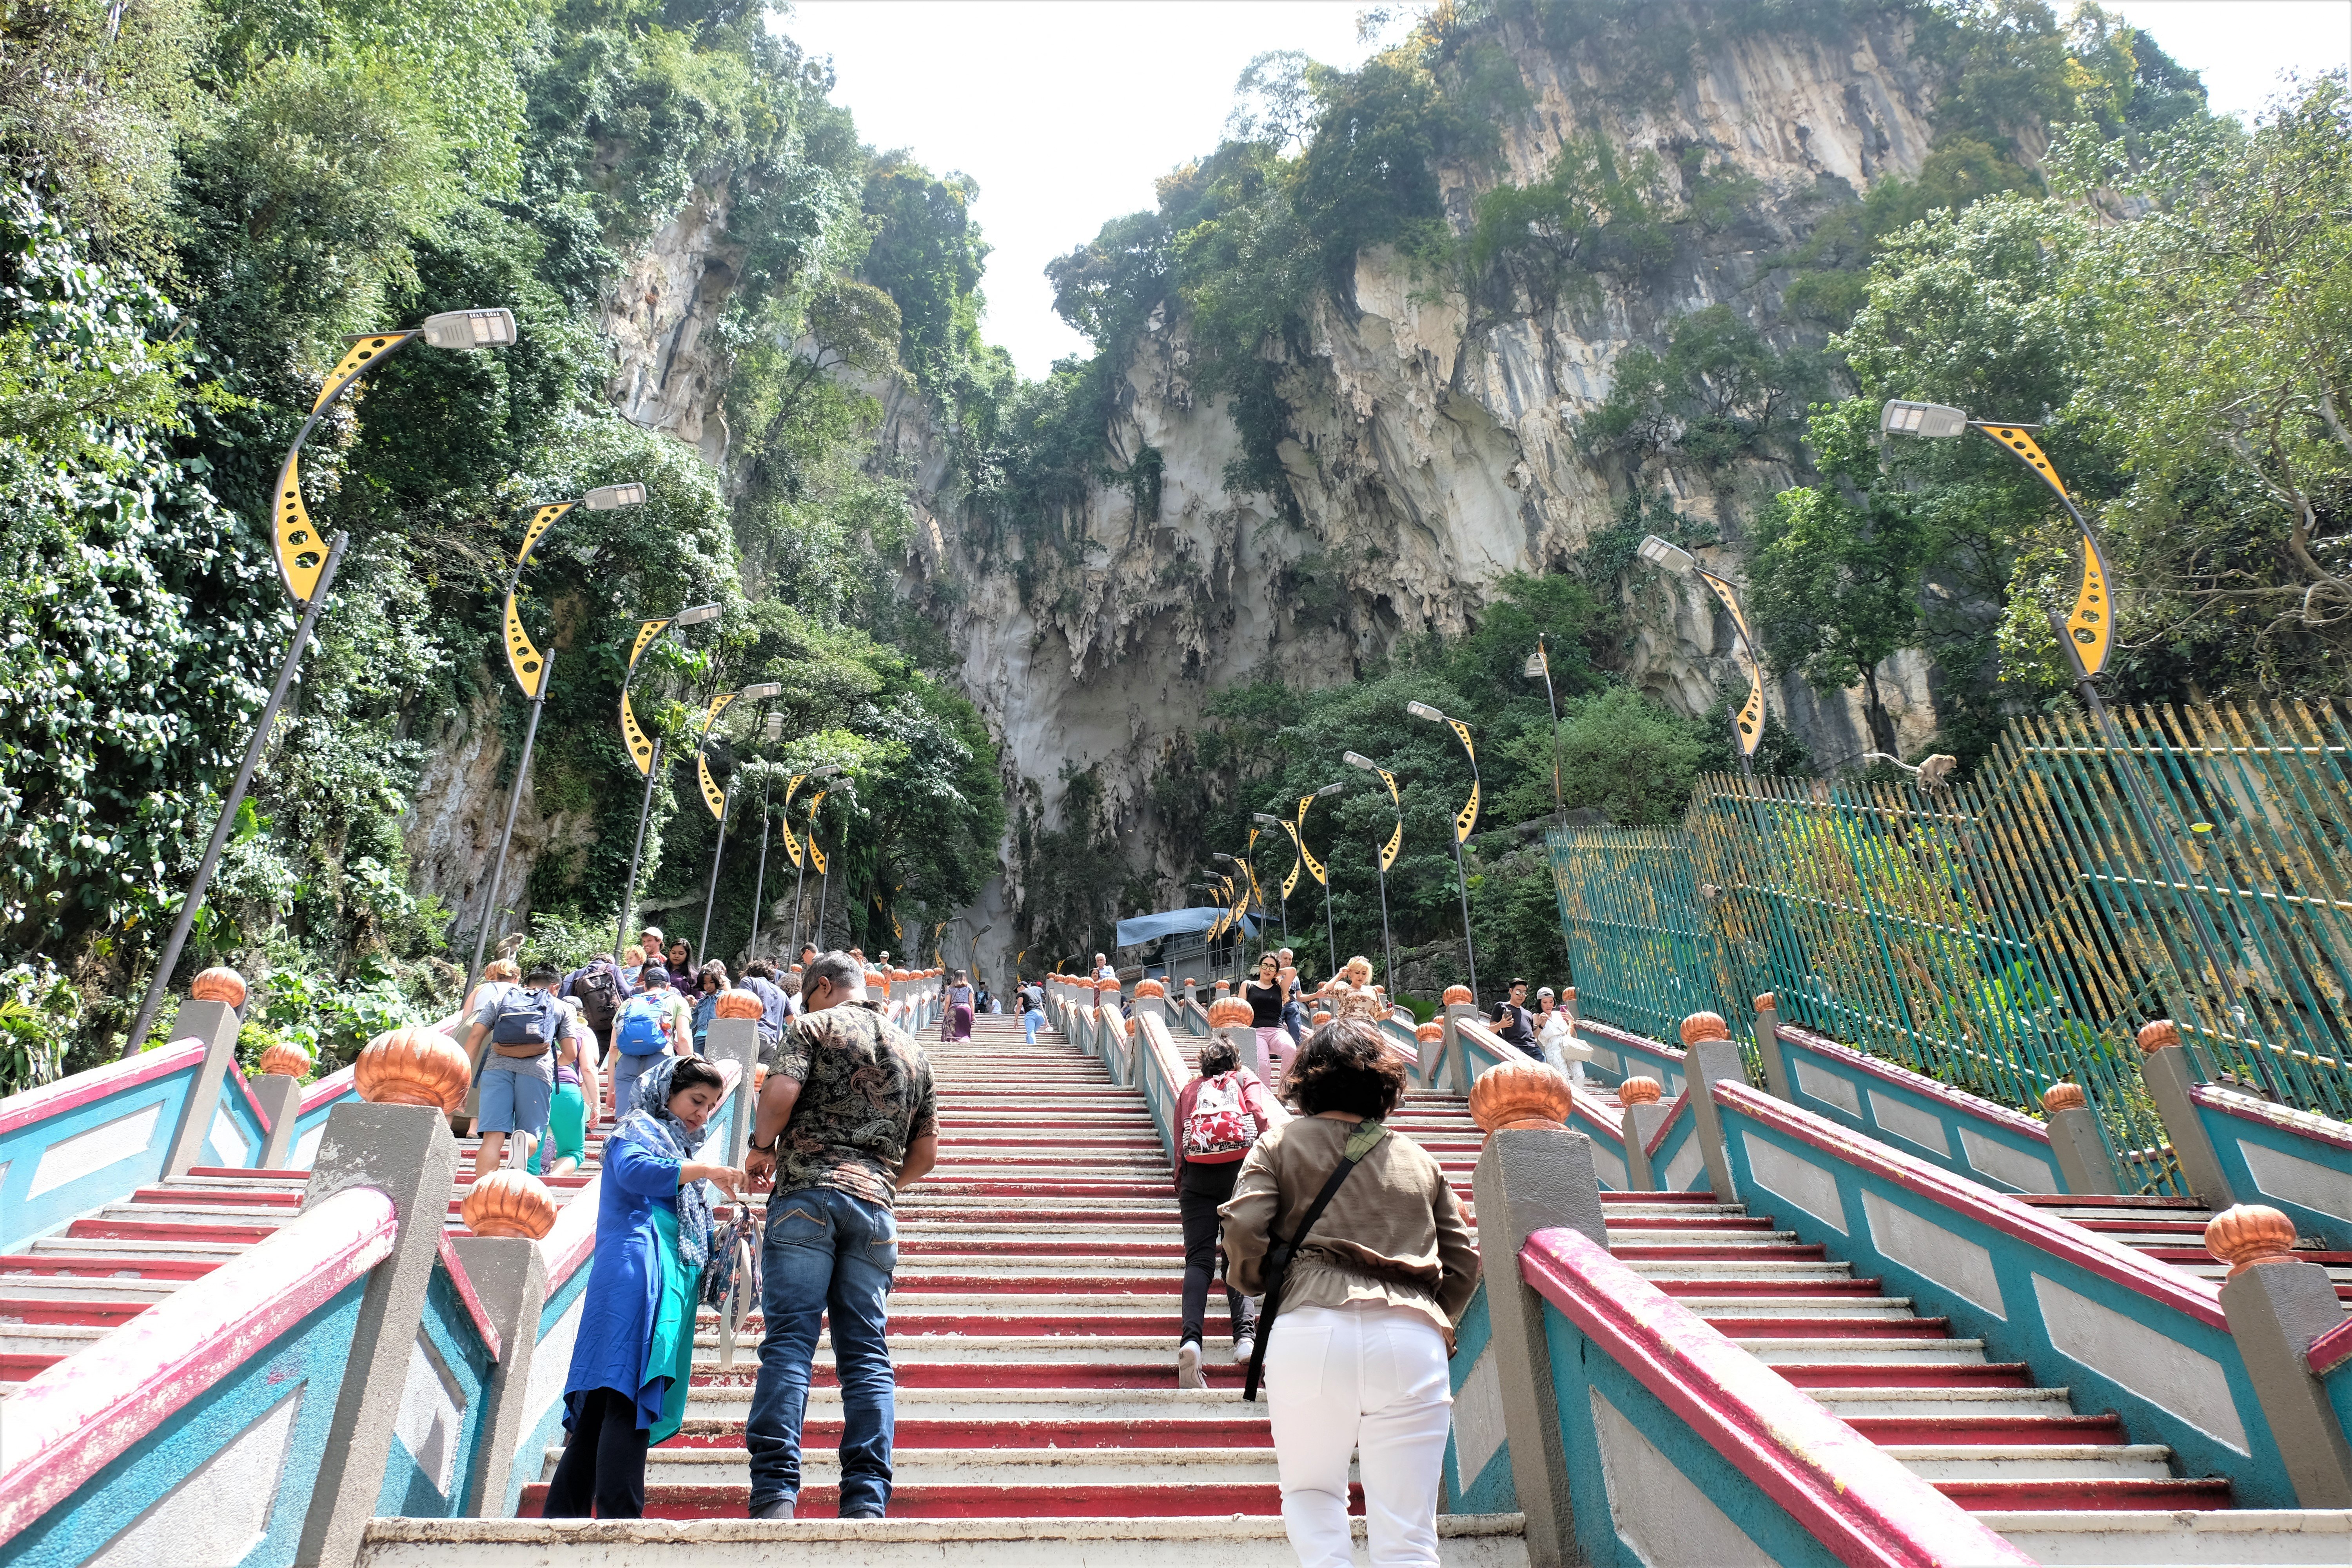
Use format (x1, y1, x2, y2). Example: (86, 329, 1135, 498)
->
(1114, 906, 1260, 947)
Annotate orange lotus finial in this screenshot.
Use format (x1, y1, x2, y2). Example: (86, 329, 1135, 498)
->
(190, 966, 248, 1007)
(354, 1026, 471, 1113)
(460, 1168, 559, 1239)
(2041, 1082, 2087, 1113)
(1680, 1011, 1730, 1047)
(1618, 1076, 1663, 1106)
(1469, 1058, 1572, 1135)
(2136, 1020, 2181, 1054)
(2204, 1205, 2298, 1276)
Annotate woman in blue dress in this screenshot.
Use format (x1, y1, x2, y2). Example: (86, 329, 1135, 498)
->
(544, 1054, 746, 1517)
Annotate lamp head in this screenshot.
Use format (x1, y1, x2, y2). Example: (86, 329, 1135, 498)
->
(1523, 650, 1547, 678)
(739, 682, 783, 701)
(763, 713, 784, 741)
(1250, 812, 1285, 828)
(1313, 782, 1345, 799)
(809, 763, 842, 780)
(420, 309, 517, 350)
(584, 481, 647, 510)
(1880, 400, 1969, 439)
(1341, 751, 1379, 771)
(1405, 701, 1447, 724)
(1212, 852, 1239, 864)
(1637, 535, 1695, 576)
(674, 601, 722, 627)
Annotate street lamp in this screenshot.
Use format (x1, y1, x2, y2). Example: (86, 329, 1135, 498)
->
(1342, 751, 1403, 995)
(808, 776, 851, 953)
(612, 599, 722, 967)
(125, 310, 518, 1056)
(1524, 639, 1566, 831)
(695, 682, 783, 963)
(467, 482, 648, 988)
(1882, 399, 2258, 1068)
(1405, 701, 1482, 1005)
(1250, 813, 1293, 941)
(1285, 783, 1345, 978)
(1189, 880, 1231, 977)
(1633, 536, 1765, 781)
(783, 764, 842, 958)
(742, 712, 786, 962)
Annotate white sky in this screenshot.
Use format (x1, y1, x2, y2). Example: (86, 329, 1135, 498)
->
(781, 0, 2351, 380)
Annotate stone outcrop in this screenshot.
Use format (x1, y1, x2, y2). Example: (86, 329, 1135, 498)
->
(897, 9, 1957, 977)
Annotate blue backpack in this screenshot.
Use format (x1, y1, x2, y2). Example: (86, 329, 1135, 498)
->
(616, 993, 670, 1055)
(490, 988, 559, 1052)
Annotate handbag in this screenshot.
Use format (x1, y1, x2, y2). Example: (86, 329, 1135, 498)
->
(1241, 1119, 1389, 1402)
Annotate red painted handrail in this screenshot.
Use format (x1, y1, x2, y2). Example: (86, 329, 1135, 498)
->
(1519, 1223, 2034, 1568)
(0, 1185, 398, 1543)
(433, 1229, 502, 1362)
(2191, 1081, 2352, 1153)
(0, 1038, 207, 1140)
(1716, 1080, 2229, 1330)
(2310, 1317, 2352, 1378)
(1775, 1023, 2051, 1145)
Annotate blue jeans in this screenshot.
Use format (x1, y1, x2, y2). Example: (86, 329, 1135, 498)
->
(746, 1186, 898, 1515)
(1023, 1008, 1044, 1045)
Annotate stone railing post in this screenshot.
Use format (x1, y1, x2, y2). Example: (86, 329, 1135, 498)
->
(706, 1008, 760, 1163)
(1441, 985, 1478, 1093)
(251, 1039, 312, 1169)
(1751, 992, 1792, 1102)
(1468, 1058, 1605, 1567)
(2205, 1205, 2352, 1505)
(293, 1098, 463, 1568)
(161, 967, 249, 1178)
(2136, 1020, 2238, 1209)
(1132, 980, 1169, 1029)
(1413, 1022, 1445, 1089)
(1679, 1011, 1744, 1202)
(2040, 1082, 2122, 1195)
(1181, 977, 1199, 1009)
(1617, 1077, 1668, 1191)
(449, 1232, 548, 1515)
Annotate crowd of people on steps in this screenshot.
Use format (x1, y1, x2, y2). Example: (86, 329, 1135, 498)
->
(451, 920, 1503, 1567)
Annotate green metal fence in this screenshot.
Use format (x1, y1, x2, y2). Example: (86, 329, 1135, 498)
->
(1549, 700, 2352, 1197)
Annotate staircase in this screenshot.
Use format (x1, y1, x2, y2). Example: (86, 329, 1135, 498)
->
(468, 1010, 1528, 1564)
(0, 1132, 607, 1394)
(1600, 1188, 2352, 1563)
(2018, 1195, 2352, 1309)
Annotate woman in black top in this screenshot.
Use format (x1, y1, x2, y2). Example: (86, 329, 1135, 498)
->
(1243, 953, 1292, 1082)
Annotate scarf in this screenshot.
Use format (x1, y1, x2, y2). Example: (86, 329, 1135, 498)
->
(613, 1054, 717, 1269)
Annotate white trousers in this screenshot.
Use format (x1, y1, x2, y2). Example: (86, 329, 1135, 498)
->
(1263, 1303, 1453, 1568)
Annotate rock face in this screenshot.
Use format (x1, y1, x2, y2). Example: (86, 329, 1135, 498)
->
(903, 10, 1955, 976)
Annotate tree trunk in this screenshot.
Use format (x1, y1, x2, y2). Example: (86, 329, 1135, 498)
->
(1860, 664, 1899, 758)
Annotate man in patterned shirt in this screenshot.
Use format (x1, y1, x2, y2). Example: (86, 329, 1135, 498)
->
(740, 949, 938, 1521)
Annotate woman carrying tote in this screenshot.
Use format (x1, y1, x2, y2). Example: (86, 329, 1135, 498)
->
(544, 1055, 746, 1518)
(1220, 1019, 1480, 1568)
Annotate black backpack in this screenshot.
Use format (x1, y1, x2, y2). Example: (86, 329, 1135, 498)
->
(571, 962, 621, 1030)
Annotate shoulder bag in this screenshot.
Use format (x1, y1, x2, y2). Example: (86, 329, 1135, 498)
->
(1242, 1118, 1390, 1402)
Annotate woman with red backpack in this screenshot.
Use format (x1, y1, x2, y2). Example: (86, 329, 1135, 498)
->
(1171, 1036, 1285, 1388)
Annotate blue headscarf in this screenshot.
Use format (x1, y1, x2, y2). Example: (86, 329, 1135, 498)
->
(613, 1054, 718, 1269)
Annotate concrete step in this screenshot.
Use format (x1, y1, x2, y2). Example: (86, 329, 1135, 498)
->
(1880, 1443, 2176, 1480)
(679, 1386, 1261, 1424)
(358, 1511, 1533, 1564)
(586, 1445, 1296, 1489)
(1977, 1508, 2352, 1565)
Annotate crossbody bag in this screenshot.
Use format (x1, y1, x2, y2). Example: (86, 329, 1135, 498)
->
(1241, 1118, 1390, 1403)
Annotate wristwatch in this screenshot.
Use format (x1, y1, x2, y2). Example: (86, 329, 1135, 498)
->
(748, 1132, 777, 1152)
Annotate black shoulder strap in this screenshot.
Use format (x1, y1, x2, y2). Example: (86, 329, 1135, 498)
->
(1243, 1120, 1389, 1402)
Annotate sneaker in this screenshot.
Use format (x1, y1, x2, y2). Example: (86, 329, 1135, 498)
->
(1231, 1332, 1257, 1365)
(750, 1498, 794, 1521)
(1176, 1340, 1206, 1389)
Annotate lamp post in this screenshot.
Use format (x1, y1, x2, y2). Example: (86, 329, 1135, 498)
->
(125, 310, 519, 1057)
(693, 682, 783, 963)
(1524, 637, 1566, 832)
(1189, 881, 1230, 978)
(1342, 751, 1403, 995)
(780, 764, 840, 960)
(612, 600, 722, 967)
(1289, 784, 1343, 978)
(809, 782, 847, 953)
(1634, 535, 1764, 783)
(1882, 399, 2259, 1073)
(1250, 813, 1293, 941)
(743, 713, 785, 962)
(1405, 701, 1482, 1005)
(466, 482, 648, 989)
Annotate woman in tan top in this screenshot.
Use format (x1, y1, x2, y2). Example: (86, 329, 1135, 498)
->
(1221, 1020, 1480, 1568)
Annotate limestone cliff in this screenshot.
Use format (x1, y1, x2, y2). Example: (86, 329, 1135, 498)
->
(902, 9, 1960, 975)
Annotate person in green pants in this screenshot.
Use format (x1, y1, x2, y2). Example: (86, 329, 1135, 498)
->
(533, 998, 600, 1178)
